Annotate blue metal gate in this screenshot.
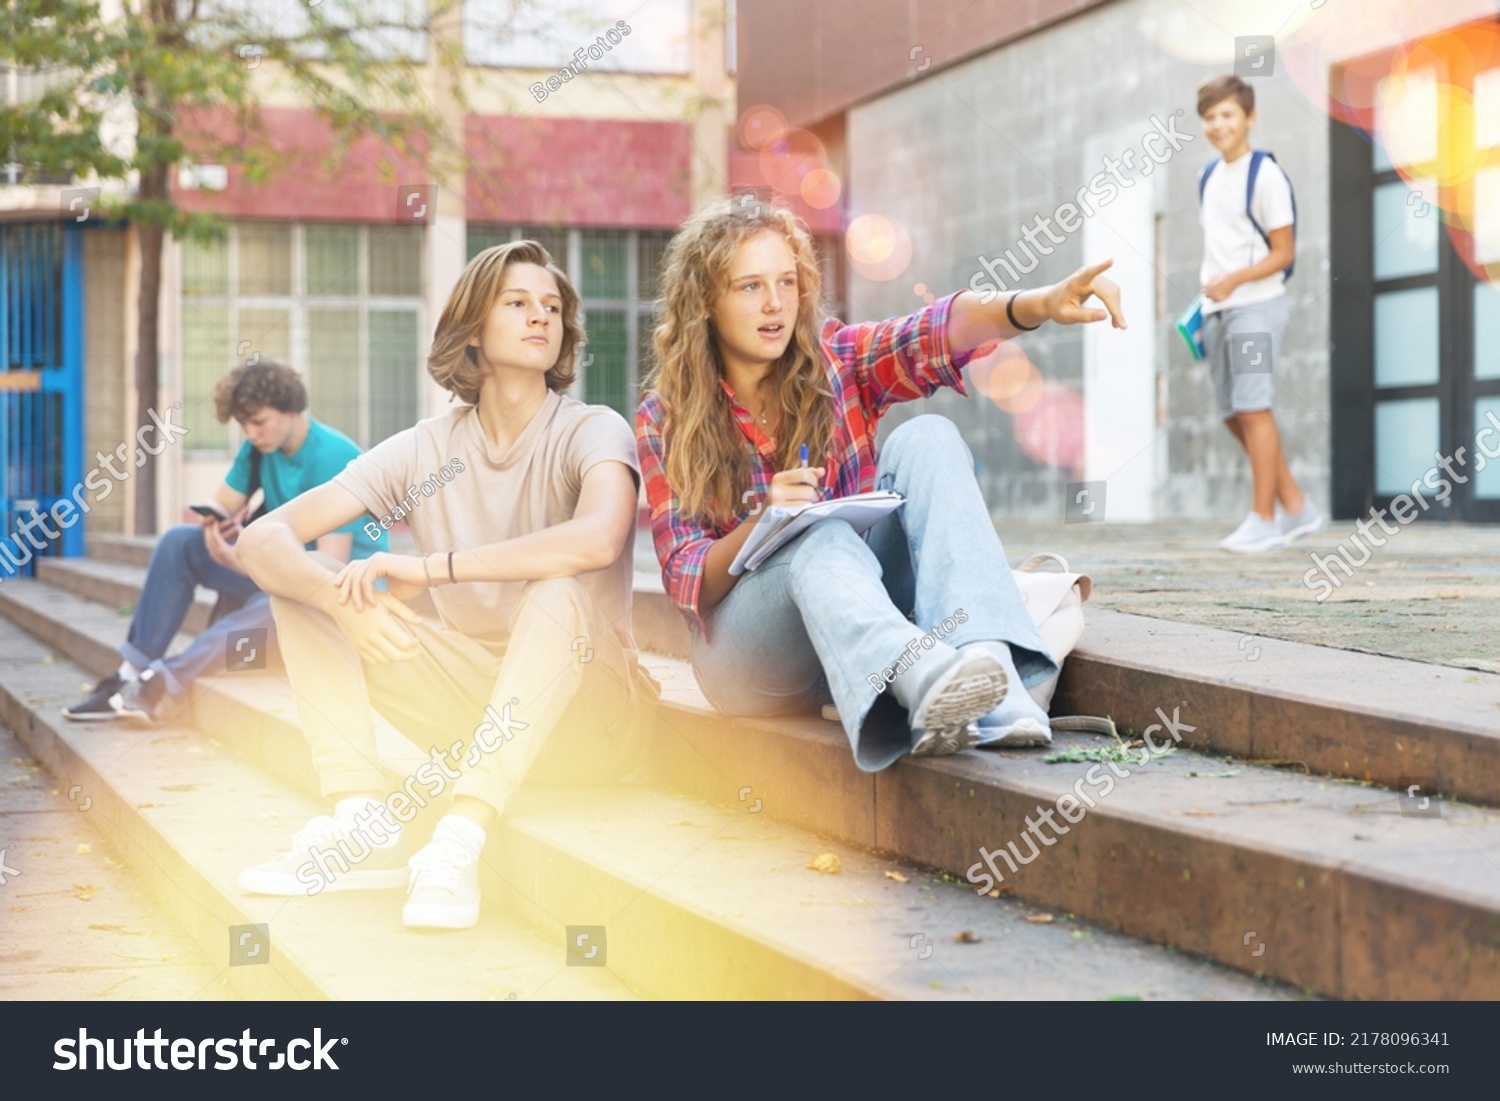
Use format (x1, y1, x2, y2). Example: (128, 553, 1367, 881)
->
(0, 221, 85, 578)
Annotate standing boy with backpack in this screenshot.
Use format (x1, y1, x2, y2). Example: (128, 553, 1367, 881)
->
(1196, 74, 1323, 552)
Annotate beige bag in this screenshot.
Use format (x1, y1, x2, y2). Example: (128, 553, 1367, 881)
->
(1012, 553, 1114, 735)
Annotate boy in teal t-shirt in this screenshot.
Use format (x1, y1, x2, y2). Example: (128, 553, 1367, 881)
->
(62, 359, 387, 726)
(225, 418, 384, 558)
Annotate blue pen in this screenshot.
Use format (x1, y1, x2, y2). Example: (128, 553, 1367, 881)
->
(801, 443, 820, 500)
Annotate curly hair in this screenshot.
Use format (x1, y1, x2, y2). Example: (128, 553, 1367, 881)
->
(427, 240, 583, 403)
(641, 196, 835, 527)
(213, 358, 308, 423)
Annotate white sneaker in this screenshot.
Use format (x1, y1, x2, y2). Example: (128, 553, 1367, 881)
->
(238, 813, 409, 896)
(1279, 501, 1325, 544)
(978, 717, 1053, 748)
(403, 822, 482, 930)
(1218, 511, 1286, 553)
(909, 650, 1009, 737)
(912, 721, 983, 757)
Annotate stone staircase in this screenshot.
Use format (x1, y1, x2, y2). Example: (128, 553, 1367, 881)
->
(4, 533, 1499, 999)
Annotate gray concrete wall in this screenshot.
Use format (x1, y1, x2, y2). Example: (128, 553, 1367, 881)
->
(842, 0, 1331, 524)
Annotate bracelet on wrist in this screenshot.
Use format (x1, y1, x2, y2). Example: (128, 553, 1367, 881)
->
(1006, 291, 1041, 332)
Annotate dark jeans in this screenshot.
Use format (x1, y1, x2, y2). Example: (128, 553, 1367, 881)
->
(119, 524, 267, 697)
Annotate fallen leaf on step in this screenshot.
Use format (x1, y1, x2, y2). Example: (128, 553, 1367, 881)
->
(953, 930, 981, 943)
(807, 852, 841, 875)
(1025, 913, 1055, 924)
(76, 843, 91, 854)
(987, 888, 1002, 898)
(73, 883, 99, 901)
(883, 870, 909, 883)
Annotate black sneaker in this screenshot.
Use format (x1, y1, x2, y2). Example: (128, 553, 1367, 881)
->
(61, 673, 127, 722)
(112, 670, 168, 728)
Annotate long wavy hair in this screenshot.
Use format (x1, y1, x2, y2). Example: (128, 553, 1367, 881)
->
(427, 240, 582, 403)
(644, 196, 835, 527)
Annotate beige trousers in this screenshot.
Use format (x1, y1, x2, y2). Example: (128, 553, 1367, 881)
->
(268, 574, 655, 818)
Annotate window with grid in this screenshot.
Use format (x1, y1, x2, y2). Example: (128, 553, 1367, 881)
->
(463, 0, 691, 74)
(179, 223, 423, 452)
(466, 225, 673, 419)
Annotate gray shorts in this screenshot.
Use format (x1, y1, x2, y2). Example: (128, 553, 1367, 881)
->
(1203, 294, 1289, 419)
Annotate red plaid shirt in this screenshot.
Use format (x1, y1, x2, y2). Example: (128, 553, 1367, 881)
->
(636, 291, 974, 632)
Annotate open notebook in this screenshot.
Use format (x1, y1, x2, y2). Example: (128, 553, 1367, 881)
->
(728, 490, 905, 575)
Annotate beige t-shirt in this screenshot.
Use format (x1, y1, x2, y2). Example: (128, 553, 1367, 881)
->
(336, 391, 641, 656)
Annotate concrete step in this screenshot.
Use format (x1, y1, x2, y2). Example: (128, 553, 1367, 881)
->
(0, 591, 1293, 1000)
(17, 555, 1500, 998)
(90, 535, 154, 568)
(642, 675, 1500, 999)
(39, 557, 216, 635)
(0, 575, 195, 679)
(0, 622, 639, 1001)
(631, 582, 1500, 810)
(0, 724, 223, 999)
(472, 782, 1291, 999)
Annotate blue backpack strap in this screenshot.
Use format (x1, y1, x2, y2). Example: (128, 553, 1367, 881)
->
(1198, 158, 1218, 203)
(1246, 150, 1296, 280)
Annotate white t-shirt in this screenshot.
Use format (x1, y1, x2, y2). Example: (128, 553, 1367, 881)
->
(1199, 151, 1294, 315)
(336, 391, 641, 657)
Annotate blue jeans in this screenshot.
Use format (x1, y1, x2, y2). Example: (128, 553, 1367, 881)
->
(119, 524, 268, 697)
(691, 415, 1057, 772)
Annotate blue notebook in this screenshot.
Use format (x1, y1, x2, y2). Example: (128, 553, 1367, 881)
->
(1176, 294, 1205, 361)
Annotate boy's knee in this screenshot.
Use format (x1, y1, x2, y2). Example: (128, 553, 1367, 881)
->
(516, 576, 589, 621)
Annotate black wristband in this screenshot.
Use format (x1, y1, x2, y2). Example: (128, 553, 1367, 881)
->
(1007, 292, 1041, 332)
(447, 551, 456, 585)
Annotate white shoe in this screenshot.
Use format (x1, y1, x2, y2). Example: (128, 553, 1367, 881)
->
(403, 824, 481, 930)
(912, 721, 983, 757)
(1218, 511, 1286, 553)
(238, 813, 409, 896)
(1279, 501, 1325, 544)
(978, 717, 1053, 748)
(909, 650, 1009, 736)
